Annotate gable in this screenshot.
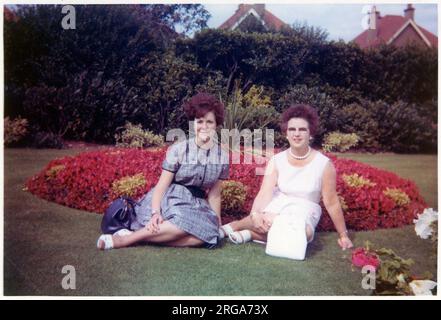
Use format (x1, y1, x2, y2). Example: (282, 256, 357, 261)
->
(390, 23, 429, 47)
(235, 13, 267, 32)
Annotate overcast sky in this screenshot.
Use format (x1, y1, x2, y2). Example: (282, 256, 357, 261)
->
(204, 3, 438, 42)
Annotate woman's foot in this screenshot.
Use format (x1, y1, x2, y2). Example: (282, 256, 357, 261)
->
(219, 223, 235, 239)
(228, 230, 252, 244)
(97, 234, 128, 250)
(97, 234, 114, 250)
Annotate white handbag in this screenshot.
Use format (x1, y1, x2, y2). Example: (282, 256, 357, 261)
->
(265, 213, 308, 260)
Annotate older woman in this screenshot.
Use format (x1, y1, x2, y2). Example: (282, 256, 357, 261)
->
(220, 104, 353, 251)
(97, 93, 229, 250)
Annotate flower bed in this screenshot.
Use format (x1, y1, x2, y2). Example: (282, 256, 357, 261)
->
(25, 148, 427, 231)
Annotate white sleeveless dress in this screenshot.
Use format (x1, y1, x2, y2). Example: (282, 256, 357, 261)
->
(263, 150, 330, 241)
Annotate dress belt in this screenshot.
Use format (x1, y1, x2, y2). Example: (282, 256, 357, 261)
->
(173, 182, 206, 199)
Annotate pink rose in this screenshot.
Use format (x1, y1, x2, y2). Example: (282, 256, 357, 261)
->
(352, 247, 380, 270)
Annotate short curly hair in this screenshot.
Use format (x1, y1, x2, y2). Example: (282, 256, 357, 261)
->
(280, 104, 319, 136)
(182, 93, 225, 125)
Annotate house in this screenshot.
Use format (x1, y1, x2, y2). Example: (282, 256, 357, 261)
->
(4, 6, 19, 22)
(219, 4, 287, 32)
(353, 4, 437, 49)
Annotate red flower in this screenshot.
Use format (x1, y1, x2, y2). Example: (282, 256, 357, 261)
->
(25, 148, 427, 232)
(352, 247, 380, 270)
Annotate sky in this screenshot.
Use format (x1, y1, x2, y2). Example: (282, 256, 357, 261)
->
(204, 2, 438, 42)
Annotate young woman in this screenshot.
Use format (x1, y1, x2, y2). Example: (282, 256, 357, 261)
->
(97, 93, 229, 250)
(220, 104, 353, 251)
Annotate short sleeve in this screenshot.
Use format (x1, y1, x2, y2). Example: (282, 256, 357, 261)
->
(162, 143, 181, 173)
(219, 163, 230, 180)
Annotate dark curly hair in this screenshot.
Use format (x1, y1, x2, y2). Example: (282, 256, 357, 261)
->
(182, 93, 225, 125)
(280, 104, 319, 136)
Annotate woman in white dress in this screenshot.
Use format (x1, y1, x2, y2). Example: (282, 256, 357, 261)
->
(220, 104, 353, 251)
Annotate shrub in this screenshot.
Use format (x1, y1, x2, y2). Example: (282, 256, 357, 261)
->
(322, 131, 359, 152)
(334, 102, 381, 151)
(115, 122, 164, 148)
(31, 131, 65, 149)
(374, 101, 437, 153)
(45, 165, 66, 180)
(383, 188, 411, 207)
(4, 116, 28, 146)
(222, 82, 279, 132)
(342, 173, 376, 188)
(221, 180, 247, 217)
(111, 173, 147, 197)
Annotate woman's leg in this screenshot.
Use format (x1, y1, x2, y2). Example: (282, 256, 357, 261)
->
(164, 235, 205, 247)
(99, 221, 188, 249)
(230, 212, 278, 242)
(306, 224, 314, 243)
(229, 210, 314, 243)
(228, 215, 253, 232)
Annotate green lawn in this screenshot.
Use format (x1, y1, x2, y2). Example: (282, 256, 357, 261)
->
(3, 148, 438, 296)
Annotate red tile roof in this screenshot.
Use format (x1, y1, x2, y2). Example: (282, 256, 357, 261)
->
(219, 4, 286, 31)
(4, 6, 19, 22)
(353, 15, 437, 49)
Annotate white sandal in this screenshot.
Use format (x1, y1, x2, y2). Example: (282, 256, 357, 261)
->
(228, 230, 252, 244)
(97, 234, 114, 250)
(114, 229, 133, 237)
(219, 223, 235, 239)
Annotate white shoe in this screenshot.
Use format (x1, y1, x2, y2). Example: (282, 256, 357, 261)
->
(97, 234, 114, 250)
(228, 230, 252, 244)
(219, 223, 235, 239)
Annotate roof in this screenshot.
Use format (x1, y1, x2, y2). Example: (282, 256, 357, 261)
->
(219, 4, 286, 31)
(4, 6, 19, 22)
(353, 15, 437, 49)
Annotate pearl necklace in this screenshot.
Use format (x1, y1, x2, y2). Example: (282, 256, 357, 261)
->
(289, 146, 311, 160)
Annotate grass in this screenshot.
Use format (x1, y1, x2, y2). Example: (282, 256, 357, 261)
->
(3, 148, 438, 296)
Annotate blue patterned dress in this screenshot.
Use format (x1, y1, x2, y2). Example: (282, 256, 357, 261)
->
(131, 139, 229, 245)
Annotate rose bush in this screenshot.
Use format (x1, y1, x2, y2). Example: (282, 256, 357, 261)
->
(25, 147, 427, 231)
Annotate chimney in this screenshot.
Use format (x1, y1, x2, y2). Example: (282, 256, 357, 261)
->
(253, 4, 265, 16)
(367, 6, 380, 44)
(404, 4, 415, 20)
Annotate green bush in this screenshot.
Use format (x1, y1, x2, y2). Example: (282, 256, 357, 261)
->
(115, 122, 164, 148)
(335, 102, 382, 151)
(31, 131, 65, 149)
(322, 132, 359, 152)
(4, 116, 28, 147)
(111, 173, 147, 197)
(374, 101, 437, 153)
(222, 82, 279, 132)
(221, 180, 247, 217)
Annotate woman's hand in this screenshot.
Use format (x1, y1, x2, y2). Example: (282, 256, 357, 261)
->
(251, 212, 271, 234)
(147, 212, 163, 233)
(338, 235, 354, 250)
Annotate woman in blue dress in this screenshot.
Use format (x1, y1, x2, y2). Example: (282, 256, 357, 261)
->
(97, 93, 229, 250)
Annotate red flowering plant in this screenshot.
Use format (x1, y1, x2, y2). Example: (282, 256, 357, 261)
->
(351, 241, 380, 271)
(352, 241, 436, 296)
(26, 148, 427, 232)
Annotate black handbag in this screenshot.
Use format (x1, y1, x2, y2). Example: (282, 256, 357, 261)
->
(101, 196, 139, 234)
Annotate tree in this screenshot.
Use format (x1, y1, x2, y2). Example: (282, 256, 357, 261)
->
(176, 29, 309, 94)
(142, 4, 210, 37)
(280, 20, 329, 44)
